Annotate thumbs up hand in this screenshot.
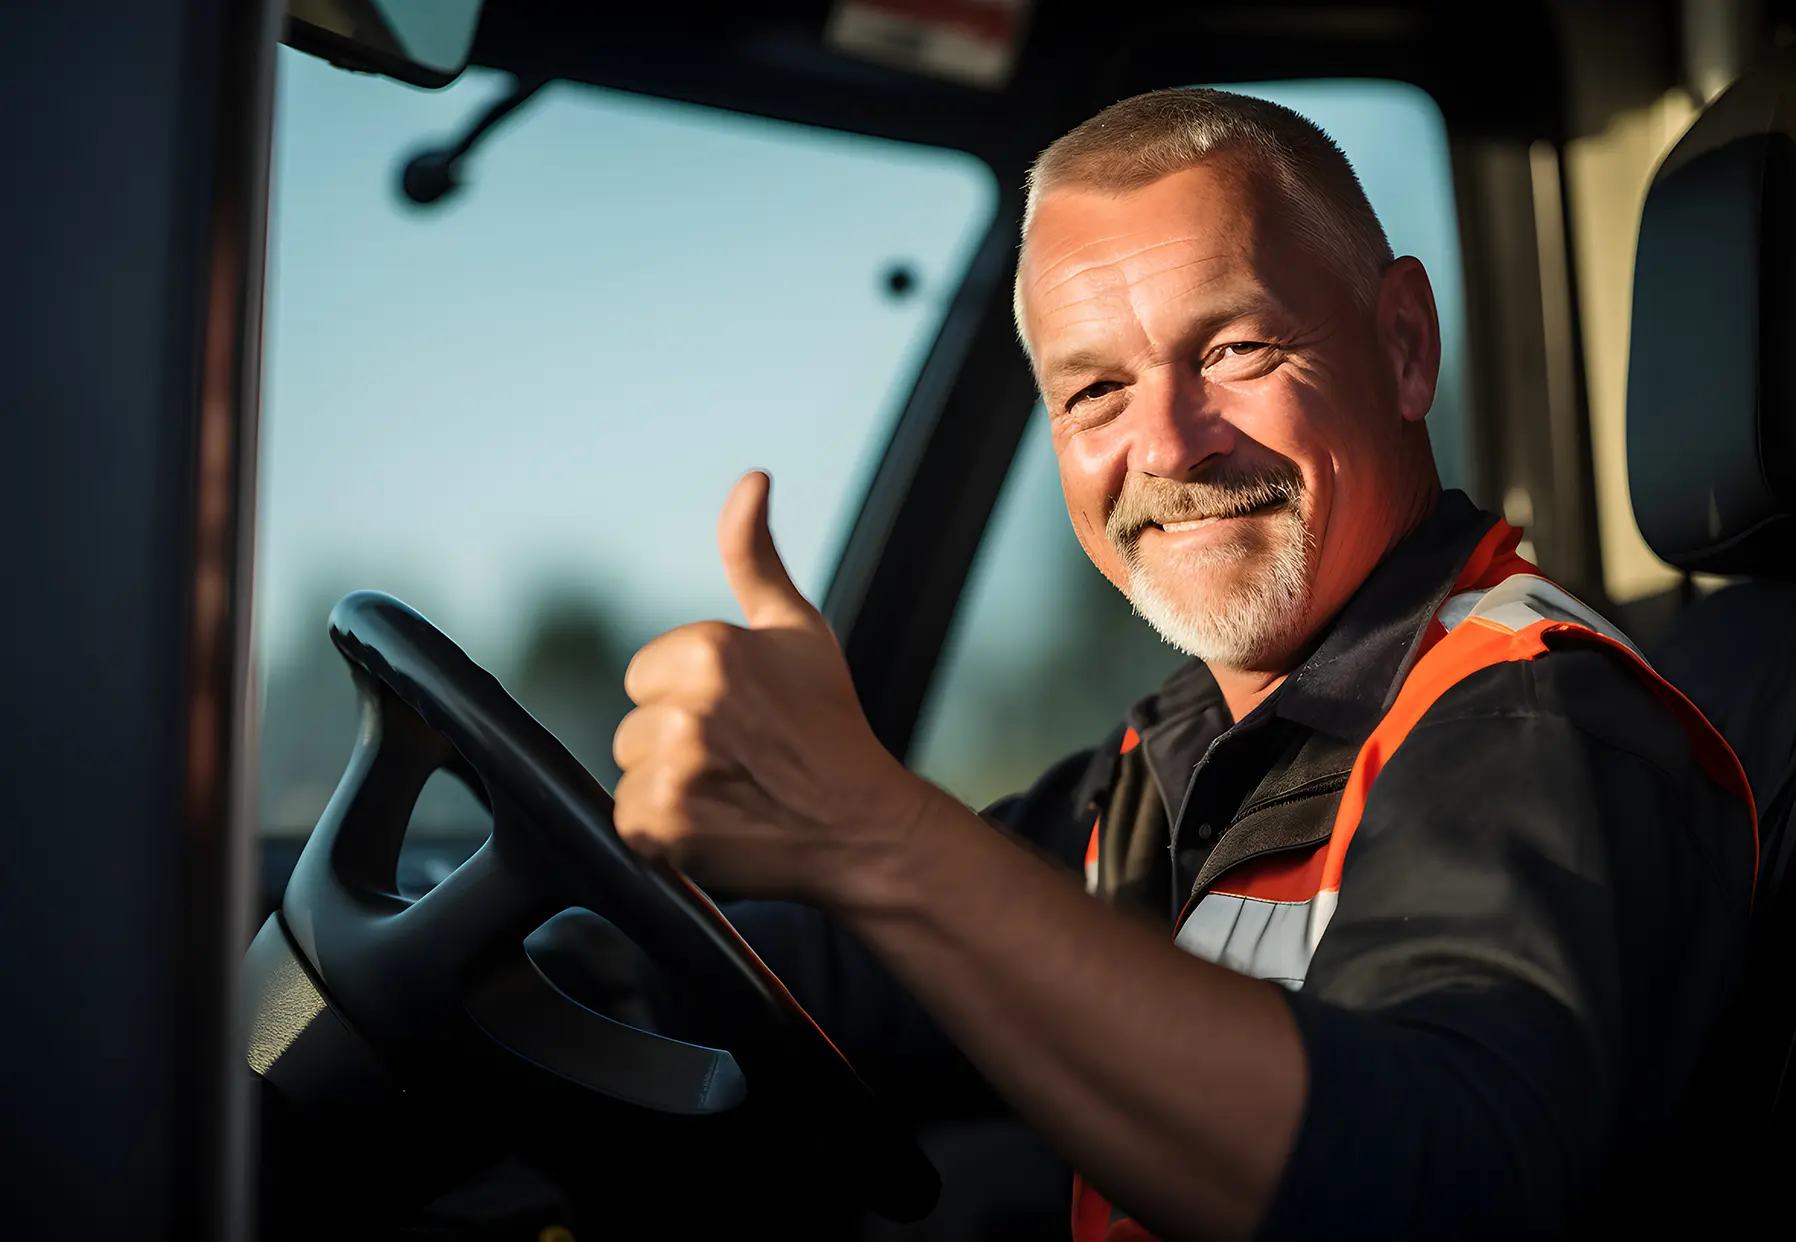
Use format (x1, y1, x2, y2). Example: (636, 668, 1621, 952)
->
(612, 471, 934, 906)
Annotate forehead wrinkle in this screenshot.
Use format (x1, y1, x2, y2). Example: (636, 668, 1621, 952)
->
(1051, 307, 1136, 336)
(1037, 261, 1126, 308)
(1144, 268, 1280, 325)
(1030, 223, 1256, 322)
(1038, 231, 1242, 292)
(1034, 282, 1136, 345)
(1035, 251, 1241, 341)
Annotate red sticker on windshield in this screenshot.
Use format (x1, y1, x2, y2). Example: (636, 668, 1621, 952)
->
(826, 0, 1032, 89)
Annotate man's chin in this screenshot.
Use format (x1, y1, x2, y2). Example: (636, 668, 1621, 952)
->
(1129, 546, 1259, 603)
(1127, 567, 1312, 670)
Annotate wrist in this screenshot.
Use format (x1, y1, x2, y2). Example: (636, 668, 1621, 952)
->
(814, 764, 964, 918)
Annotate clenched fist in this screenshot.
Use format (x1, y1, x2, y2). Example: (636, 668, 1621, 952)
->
(612, 471, 938, 908)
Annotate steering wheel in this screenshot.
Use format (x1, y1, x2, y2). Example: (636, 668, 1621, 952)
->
(244, 591, 939, 1226)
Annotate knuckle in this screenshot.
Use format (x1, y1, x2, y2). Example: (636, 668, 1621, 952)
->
(650, 761, 694, 814)
(611, 707, 642, 768)
(614, 704, 719, 776)
(615, 701, 638, 732)
(688, 622, 742, 684)
(613, 772, 681, 849)
(625, 621, 754, 704)
(621, 645, 657, 704)
(668, 706, 712, 755)
(687, 637, 726, 687)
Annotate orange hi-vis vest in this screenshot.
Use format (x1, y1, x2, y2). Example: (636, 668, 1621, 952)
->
(1070, 521, 1758, 1242)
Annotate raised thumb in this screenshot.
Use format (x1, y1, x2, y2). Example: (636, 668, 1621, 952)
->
(718, 471, 822, 632)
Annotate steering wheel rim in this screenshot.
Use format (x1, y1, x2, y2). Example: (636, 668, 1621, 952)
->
(273, 589, 939, 1223)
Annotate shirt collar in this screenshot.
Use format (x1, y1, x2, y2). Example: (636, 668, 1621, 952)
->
(1270, 489, 1498, 742)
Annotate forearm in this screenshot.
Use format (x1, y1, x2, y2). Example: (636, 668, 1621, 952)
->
(830, 783, 1307, 1241)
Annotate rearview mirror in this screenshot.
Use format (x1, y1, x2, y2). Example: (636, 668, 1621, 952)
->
(284, 0, 486, 89)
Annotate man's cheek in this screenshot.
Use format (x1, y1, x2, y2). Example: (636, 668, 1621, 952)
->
(1057, 453, 1129, 583)
(1072, 512, 1130, 592)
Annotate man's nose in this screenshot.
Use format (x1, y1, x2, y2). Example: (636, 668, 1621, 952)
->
(1126, 370, 1235, 480)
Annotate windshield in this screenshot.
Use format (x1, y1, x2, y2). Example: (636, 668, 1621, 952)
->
(256, 50, 996, 836)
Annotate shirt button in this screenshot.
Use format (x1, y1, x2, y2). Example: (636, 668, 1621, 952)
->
(1196, 822, 1215, 842)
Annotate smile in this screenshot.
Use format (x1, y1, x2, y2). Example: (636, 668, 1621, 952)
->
(1153, 498, 1287, 533)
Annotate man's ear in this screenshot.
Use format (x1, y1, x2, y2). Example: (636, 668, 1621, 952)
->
(1376, 256, 1441, 424)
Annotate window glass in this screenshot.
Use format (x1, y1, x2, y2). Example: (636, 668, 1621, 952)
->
(910, 80, 1470, 811)
(258, 50, 996, 836)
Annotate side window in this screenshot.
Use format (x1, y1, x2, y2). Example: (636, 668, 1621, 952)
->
(257, 50, 995, 837)
(909, 80, 1469, 811)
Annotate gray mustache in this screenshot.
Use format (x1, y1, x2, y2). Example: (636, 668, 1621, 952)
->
(1106, 468, 1302, 546)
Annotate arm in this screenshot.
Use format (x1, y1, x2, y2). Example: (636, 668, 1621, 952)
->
(826, 784, 1308, 1239)
(723, 669, 1742, 1238)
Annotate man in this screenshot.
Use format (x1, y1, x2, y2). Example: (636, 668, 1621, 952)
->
(610, 88, 1756, 1239)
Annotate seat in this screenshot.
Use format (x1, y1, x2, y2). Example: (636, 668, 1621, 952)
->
(1624, 43, 1796, 1190)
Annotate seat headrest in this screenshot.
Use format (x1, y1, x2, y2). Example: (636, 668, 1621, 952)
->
(1627, 51, 1796, 578)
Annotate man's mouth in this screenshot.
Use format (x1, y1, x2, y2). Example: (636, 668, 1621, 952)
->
(1153, 497, 1288, 533)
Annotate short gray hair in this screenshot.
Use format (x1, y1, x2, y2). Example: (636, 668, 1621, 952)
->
(1014, 88, 1393, 360)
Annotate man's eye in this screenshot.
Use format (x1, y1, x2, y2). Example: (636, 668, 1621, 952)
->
(1068, 380, 1122, 409)
(1204, 341, 1279, 375)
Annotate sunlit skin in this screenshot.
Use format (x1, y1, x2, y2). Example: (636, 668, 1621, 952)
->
(1023, 157, 1442, 719)
(613, 156, 1444, 1240)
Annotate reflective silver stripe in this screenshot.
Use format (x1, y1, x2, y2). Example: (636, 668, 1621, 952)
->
(1173, 892, 1318, 989)
(1435, 588, 1481, 631)
(1438, 573, 1643, 659)
(1306, 888, 1339, 957)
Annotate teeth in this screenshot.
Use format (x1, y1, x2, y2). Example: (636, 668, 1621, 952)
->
(1162, 517, 1222, 532)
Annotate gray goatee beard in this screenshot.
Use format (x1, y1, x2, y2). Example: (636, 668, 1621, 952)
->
(1106, 466, 1315, 670)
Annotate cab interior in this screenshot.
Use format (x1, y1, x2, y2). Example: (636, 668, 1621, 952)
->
(6, 1, 1795, 1238)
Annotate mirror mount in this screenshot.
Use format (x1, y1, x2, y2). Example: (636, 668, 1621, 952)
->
(284, 0, 487, 90)
(399, 76, 548, 207)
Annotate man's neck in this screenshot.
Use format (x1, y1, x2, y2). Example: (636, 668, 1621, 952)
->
(1211, 666, 1288, 725)
(1210, 476, 1444, 725)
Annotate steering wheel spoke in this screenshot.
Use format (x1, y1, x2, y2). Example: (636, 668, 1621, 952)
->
(467, 913, 749, 1115)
